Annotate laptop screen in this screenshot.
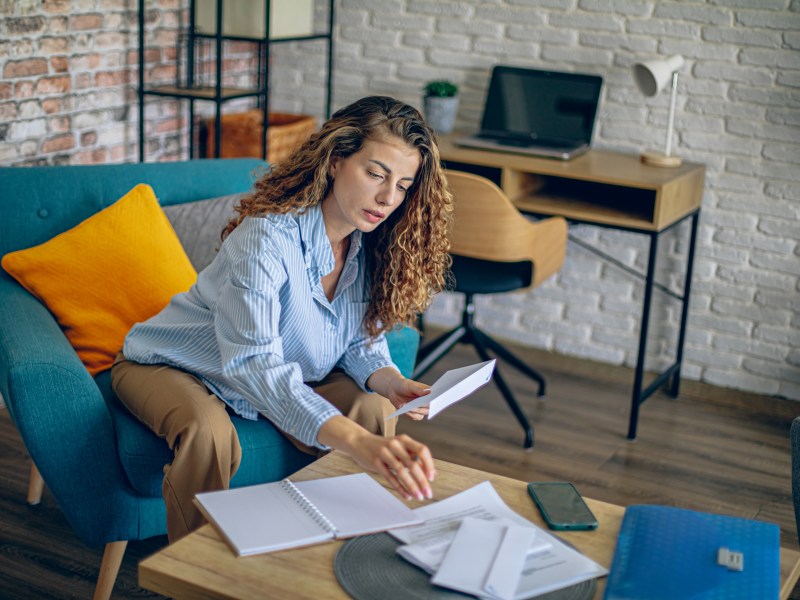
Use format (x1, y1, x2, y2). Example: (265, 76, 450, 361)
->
(480, 66, 603, 145)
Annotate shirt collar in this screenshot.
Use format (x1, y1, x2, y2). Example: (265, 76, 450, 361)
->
(298, 203, 363, 277)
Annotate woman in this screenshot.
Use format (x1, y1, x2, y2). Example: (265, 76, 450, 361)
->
(111, 96, 453, 542)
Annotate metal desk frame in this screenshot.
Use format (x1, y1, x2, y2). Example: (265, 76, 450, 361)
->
(437, 136, 706, 441)
(561, 210, 701, 439)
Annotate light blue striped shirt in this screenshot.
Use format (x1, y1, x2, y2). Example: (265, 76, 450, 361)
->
(123, 203, 397, 448)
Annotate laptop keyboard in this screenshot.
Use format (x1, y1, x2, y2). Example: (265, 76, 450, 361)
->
(477, 135, 577, 150)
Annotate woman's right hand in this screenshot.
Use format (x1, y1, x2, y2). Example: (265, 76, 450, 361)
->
(318, 416, 435, 501)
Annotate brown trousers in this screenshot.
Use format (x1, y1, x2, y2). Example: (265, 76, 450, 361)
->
(111, 353, 396, 542)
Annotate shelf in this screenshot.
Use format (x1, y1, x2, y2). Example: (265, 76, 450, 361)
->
(191, 32, 332, 44)
(513, 192, 657, 231)
(138, 0, 334, 161)
(514, 175, 658, 231)
(143, 85, 262, 101)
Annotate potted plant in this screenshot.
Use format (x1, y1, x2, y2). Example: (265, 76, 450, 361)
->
(422, 80, 459, 134)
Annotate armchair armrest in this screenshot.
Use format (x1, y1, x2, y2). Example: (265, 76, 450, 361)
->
(0, 275, 142, 546)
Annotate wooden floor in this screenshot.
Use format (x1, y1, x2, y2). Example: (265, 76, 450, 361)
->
(1, 333, 798, 599)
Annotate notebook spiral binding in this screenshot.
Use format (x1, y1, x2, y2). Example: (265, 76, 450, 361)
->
(279, 479, 338, 534)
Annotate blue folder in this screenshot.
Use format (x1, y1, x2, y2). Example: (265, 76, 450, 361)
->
(604, 505, 779, 600)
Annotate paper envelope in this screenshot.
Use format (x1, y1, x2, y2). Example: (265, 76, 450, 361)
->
(432, 517, 535, 600)
(385, 359, 496, 420)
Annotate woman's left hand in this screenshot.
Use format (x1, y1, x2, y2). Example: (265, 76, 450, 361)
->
(384, 377, 431, 420)
(368, 367, 431, 421)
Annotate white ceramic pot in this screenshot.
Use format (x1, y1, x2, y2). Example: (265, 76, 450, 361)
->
(423, 95, 459, 134)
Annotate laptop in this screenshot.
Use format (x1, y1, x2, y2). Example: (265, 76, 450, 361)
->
(456, 65, 603, 160)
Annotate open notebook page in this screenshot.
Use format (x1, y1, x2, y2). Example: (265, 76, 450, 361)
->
(295, 472, 421, 537)
(195, 482, 333, 556)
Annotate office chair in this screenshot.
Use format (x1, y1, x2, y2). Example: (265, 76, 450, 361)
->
(414, 171, 567, 449)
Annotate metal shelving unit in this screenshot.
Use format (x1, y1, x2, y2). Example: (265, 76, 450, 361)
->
(137, 0, 334, 161)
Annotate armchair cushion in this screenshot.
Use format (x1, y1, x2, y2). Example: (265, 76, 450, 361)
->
(450, 255, 532, 294)
(96, 370, 314, 497)
(1, 184, 196, 376)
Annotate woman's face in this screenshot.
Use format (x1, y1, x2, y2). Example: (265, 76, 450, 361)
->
(322, 137, 421, 241)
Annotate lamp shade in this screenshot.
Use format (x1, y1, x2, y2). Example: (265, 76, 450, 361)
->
(633, 55, 684, 97)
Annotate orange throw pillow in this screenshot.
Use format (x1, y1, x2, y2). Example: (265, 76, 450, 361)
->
(1, 184, 197, 376)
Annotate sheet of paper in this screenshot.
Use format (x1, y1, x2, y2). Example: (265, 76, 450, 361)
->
(194, 482, 333, 556)
(431, 517, 533, 600)
(390, 482, 547, 573)
(389, 481, 608, 600)
(396, 514, 551, 575)
(386, 359, 496, 420)
(389, 481, 532, 546)
(194, 473, 421, 556)
(509, 534, 608, 600)
(486, 522, 537, 600)
(294, 473, 421, 538)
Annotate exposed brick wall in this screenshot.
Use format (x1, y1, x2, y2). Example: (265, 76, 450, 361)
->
(0, 0, 797, 402)
(0, 0, 265, 164)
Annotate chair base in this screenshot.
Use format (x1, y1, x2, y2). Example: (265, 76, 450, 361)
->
(24, 462, 126, 600)
(414, 300, 546, 450)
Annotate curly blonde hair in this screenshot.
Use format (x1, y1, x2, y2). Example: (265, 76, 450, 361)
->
(222, 96, 453, 336)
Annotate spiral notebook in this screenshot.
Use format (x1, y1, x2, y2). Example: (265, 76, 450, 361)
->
(194, 473, 422, 556)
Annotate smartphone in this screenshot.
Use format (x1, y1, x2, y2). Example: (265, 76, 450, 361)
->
(527, 482, 598, 531)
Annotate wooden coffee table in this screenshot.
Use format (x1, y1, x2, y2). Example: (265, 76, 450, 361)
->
(139, 452, 800, 599)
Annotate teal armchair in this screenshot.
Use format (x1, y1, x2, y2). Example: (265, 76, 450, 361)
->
(0, 159, 419, 599)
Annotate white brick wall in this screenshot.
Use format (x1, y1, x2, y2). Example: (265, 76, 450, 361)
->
(0, 0, 797, 403)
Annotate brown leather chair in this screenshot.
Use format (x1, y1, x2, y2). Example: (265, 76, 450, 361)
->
(414, 171, 567, 449)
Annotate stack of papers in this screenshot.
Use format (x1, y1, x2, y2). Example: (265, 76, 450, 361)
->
(433, 517, 546, 600)
(389, 481, 607, 600)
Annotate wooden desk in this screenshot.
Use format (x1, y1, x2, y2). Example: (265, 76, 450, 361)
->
(139, 452, 800, 600)
(437, 135, 707, 439)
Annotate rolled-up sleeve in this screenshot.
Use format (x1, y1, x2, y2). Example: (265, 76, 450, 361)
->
(214, 246, 340, 448)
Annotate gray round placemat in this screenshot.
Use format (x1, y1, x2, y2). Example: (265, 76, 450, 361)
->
(334, 533, 596, 600)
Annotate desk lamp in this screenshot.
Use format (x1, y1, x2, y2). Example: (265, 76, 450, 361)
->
(633, 54, 684, 168)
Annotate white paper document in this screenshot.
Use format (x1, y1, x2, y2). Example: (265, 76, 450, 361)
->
(386, 359, 496, 420)
(389, 482, 545, 572)
(388, 481, 608, 600)
(432, 517, 536, 600)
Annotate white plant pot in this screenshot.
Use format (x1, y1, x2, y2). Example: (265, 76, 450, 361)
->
(423, 95, 459, 134)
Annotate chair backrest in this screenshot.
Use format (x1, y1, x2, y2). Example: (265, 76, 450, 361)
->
(445, 170, 567, 288)
(0, 159, 265, 259)
(792, 417, 800, 544)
